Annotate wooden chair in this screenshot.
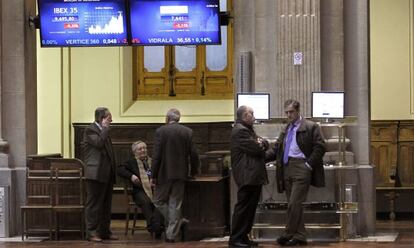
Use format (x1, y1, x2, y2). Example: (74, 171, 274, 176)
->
(21, 169, 54, 240)
(123, 183, 147, 235)
(49, 158, 85, 240)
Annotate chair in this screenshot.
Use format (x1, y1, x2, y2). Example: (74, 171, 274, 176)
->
(49, 158, 85, 240)
(21, 169, 54, 240)
(123, 183, 147, 235)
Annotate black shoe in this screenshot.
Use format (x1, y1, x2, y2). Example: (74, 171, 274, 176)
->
(285, 238, 307, 246)
(229, 241, 251, 248)
(154, 232, 163, 240)
(276, 236, 291, 246)
(165, 238, 175, 243)
(180, 218, 189, 242)
(247, 240, 258, 246)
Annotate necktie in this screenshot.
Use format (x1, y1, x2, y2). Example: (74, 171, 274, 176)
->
(138, 159, 153, 200)
(283, 124, 295, 165)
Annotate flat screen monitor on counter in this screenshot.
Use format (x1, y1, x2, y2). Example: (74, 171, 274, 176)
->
(311, 92, 345, 120)
(236, 93, 270, 121)
(38, 0, 129, 47)
(129, 0, 221, 46)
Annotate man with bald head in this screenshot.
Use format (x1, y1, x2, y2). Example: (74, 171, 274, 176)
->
(151, 108, 199, 243)
(229, 105, 268, 248)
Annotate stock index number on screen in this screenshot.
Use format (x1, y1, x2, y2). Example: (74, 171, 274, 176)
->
(177, 37, 213, 44)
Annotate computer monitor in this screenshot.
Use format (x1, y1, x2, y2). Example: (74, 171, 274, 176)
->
(236, 93, 270, 121)
(311, 92, 345, 120)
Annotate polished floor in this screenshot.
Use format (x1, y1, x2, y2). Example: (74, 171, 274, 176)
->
(1, 219, 414, 248)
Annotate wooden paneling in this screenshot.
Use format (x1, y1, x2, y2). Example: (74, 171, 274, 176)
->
(371, 121, 398, 142)
(398, 121, 414, 186)
(371, 120, 414, 187)
(371, 121, 398, 187)
(371, 142, 397, 186)
(398, 142, 414, 186)
(73, 122, 232, 165)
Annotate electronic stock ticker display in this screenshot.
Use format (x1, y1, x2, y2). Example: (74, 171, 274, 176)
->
(129, 0, 221, 46)
(38, 0, 128, 47)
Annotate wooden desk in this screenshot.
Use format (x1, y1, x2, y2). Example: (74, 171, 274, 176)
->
(183, 176, 230, 240)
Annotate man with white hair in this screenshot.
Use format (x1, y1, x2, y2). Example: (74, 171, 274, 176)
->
(117, 141, 164, 238)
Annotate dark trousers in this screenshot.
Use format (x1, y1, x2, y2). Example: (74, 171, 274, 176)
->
(133, 188, 164, 234)
(230, 184, 262, 244)
(283, 159, 311, 241)
(85, 179, 113, 237)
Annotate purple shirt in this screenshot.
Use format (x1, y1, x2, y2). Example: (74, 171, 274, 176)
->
(286, 117, 306, 160)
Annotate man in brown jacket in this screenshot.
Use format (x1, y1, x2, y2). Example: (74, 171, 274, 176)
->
(267, 99, 326, 246)
(83, 107, 118, 242)
(229, 105, 268, 248)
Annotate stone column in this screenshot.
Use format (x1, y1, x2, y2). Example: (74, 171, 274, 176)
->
(344, 0, 374, 236)
(320, 0, 344, 90)
(0, 0, 38, 235)
(275, 0, 322, 117)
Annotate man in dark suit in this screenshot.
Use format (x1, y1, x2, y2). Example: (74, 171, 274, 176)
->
(267, 99, 326, 246)
(83, 107, 118, 242)
(151, 108, 199, 243)
(229, 105, 268, 248)
(117, 141, 164, 238)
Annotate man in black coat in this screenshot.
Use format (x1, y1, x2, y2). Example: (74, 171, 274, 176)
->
(83, 107, 118, 242)
(151, 108, 199, 242)
(117, 141, 164, 238)
(267, 99, 326, 246)
(229, 105, 268, 248)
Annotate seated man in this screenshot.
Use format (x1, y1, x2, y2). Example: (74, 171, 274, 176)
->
(117, 141, 164, 238)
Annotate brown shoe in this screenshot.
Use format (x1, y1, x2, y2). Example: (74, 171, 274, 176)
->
(88, 235, 103, 242)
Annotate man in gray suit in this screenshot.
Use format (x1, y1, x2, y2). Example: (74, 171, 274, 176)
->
(83, 107, 118, 242)
(151, 108, 199, 243)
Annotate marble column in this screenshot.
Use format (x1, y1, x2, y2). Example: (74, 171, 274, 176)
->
(344, 0, 374, 236)
(0, 0, 38, 236)
(320, 0, 344, 90)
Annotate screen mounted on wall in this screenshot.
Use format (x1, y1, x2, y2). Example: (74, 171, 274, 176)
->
(129, 0, 221, 46)
(38, 0, 129, 47)
(311, 92, 345, 119)
(236, 93, 270, 121)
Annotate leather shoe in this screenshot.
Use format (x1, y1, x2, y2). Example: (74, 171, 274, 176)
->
(88, 235, 102, 242)
(180, 218, 190, 241)
(154, 232, 163, 240)
(229, 241, 251, 248)
(165, 238, 175, 243)
(276, 236, 290, 246)
(285, 238, 307, 246)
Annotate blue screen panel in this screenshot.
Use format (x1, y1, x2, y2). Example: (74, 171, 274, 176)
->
(38, 0, 129, 47)
(130, 0, 221, 46)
